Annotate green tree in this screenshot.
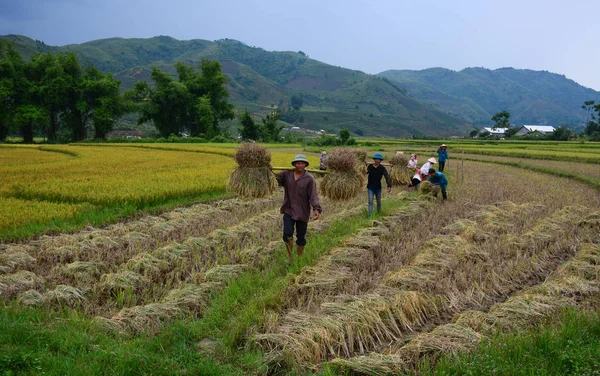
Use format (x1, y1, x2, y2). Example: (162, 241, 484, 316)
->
(469, 129, 479, 138)
(29, 53, 68, 142)
(239, 110, 260, 140)
(290, 94, 303, 110)
(504, 127, 520, 138)
(126, 68, 189, 138)
(260, 111, 282, 142)
(549, 125, 573, 141)
(127, 60, 233, 138)
(62, 64, 123, 141)
(582, 101, 600, 137)
(491, 110, 510, 128)
(339, 129, 350, 144)
(0, 41, 22, 141)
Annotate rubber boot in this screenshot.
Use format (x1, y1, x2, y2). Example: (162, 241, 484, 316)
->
(285, 241, 294, 264)
(296, 245, 305, 257)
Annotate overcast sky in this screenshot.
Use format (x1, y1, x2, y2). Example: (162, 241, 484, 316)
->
(1, 0, 599, 90)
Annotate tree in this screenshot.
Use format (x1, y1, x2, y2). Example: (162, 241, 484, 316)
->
(127, 60, 233, 138)
(549, 125, 573, 141)
(339, 129, 350, 144)
(504, 127, 520, 138)
(127, 68, 190, 138)
(239, 110, 260, 140)
(260, 111, 282, 142)
(0, 41, 23, 142)
(29, 53, 68, 142)
(582, 100, 600, 137)
(290, 94, 303, 110)
(62, 64, 123, 141)
(491, 111, 510, 129)
(469, 129, 479, 138)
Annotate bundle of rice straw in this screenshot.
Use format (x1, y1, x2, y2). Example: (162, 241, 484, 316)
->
(353, 148, 368, 181)
(389, 153, 411, 186)
(418, 180, 440, 196)
(227, 143, 278, 198)
(320, 148, 363, 200)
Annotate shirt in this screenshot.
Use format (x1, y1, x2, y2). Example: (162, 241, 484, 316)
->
(275, 170, 322, 222)
(408, 158, 418, 168)
(366, 164, 391, 190)
(420, 162, 433, 176)
(428, 172, 448, 188)
(320, 155, 327, 169)
(437, 148, 448, 162)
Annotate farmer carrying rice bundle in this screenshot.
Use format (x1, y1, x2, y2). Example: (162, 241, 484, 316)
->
(271, 154, 322, 264)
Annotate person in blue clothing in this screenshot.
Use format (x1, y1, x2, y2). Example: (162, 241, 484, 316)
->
(437, 144, 448, 172)
(367, 153, 392, 216)
(428, 168, 448, 200)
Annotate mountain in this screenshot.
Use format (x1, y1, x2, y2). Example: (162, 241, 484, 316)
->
(0, 35, 469, 137)
(378, 67, 600, 127)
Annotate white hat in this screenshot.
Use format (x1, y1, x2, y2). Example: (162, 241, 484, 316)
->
(428, 157, 437, 164)
(321, 151, 327, 155)
(441, 144, 447, 147)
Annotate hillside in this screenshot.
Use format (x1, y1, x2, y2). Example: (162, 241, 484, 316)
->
(379, 67, 600, 126)
(0, 35, 469, 137)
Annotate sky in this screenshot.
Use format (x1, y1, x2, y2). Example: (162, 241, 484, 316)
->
(1, 0, 599, 90)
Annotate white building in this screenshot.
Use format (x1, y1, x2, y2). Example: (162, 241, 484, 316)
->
(483, 127, 509, 136)
(515, 125, 555, 135)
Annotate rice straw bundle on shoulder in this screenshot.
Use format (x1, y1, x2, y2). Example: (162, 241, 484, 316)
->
(352, 148, 368, 181)
(390, 153, 411, 186)
(320, 148, 363, 200)
(227, 143, 278, 198)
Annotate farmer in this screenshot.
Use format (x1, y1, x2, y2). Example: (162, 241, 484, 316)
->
(273, 154, 322, 264)
(408, 169, 421, 191)
(367, 153, 392, 216)
(437, 144, 448, 172)
(408, 154, 418, 168)
(319, 151, 328, 171)
(420, 157, 436, 179)
(428, 168, 448, 200)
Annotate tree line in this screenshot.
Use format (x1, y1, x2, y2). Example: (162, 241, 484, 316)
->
(0, 40, 262, 143)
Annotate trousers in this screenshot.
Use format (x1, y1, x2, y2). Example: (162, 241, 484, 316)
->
(367, 188, 382, 216)
(282, 213, 308, 246)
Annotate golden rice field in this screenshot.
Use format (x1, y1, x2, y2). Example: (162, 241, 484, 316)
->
(1, 141, 600, 375)
(0, 145, 318, 241)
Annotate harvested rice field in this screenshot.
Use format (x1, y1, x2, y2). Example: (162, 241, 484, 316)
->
(1, 141, 600, 375)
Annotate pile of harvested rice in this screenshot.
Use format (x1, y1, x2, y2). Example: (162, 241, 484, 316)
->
(418, 180, 440, 196)
(389, 153, 412, 186)
(320, 148, 363, 200)
(227, 143, 278, 198)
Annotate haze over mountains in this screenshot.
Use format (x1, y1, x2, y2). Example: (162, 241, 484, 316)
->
(2, 34, 599, 137)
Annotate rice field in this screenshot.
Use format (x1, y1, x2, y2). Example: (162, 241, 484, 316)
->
(1, 141, 599, 375)
(0, 144, 319, 241)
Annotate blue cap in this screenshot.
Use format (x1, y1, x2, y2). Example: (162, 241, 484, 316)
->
(373, 153, 384, 160)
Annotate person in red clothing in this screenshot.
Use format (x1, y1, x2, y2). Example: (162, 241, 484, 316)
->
(272, 154, 322, 264)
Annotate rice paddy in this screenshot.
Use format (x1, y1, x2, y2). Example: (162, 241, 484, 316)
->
(1, 141, 600, 375)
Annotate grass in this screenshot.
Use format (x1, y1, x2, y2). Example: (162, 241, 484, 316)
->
(422, 308, 600, 376)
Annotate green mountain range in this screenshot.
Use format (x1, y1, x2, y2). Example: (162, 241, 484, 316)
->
(378, 67, 600, 127)
(2, 34, 598, 136)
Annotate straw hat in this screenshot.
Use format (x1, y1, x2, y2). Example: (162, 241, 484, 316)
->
(440, 144, 447, 147)
(428, 157, 437, 164)
(292, 154, 309, 166)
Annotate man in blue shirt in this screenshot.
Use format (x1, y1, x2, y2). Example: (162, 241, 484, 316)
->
(437, 144, 448, 172)
(428, 168, 448, 200)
